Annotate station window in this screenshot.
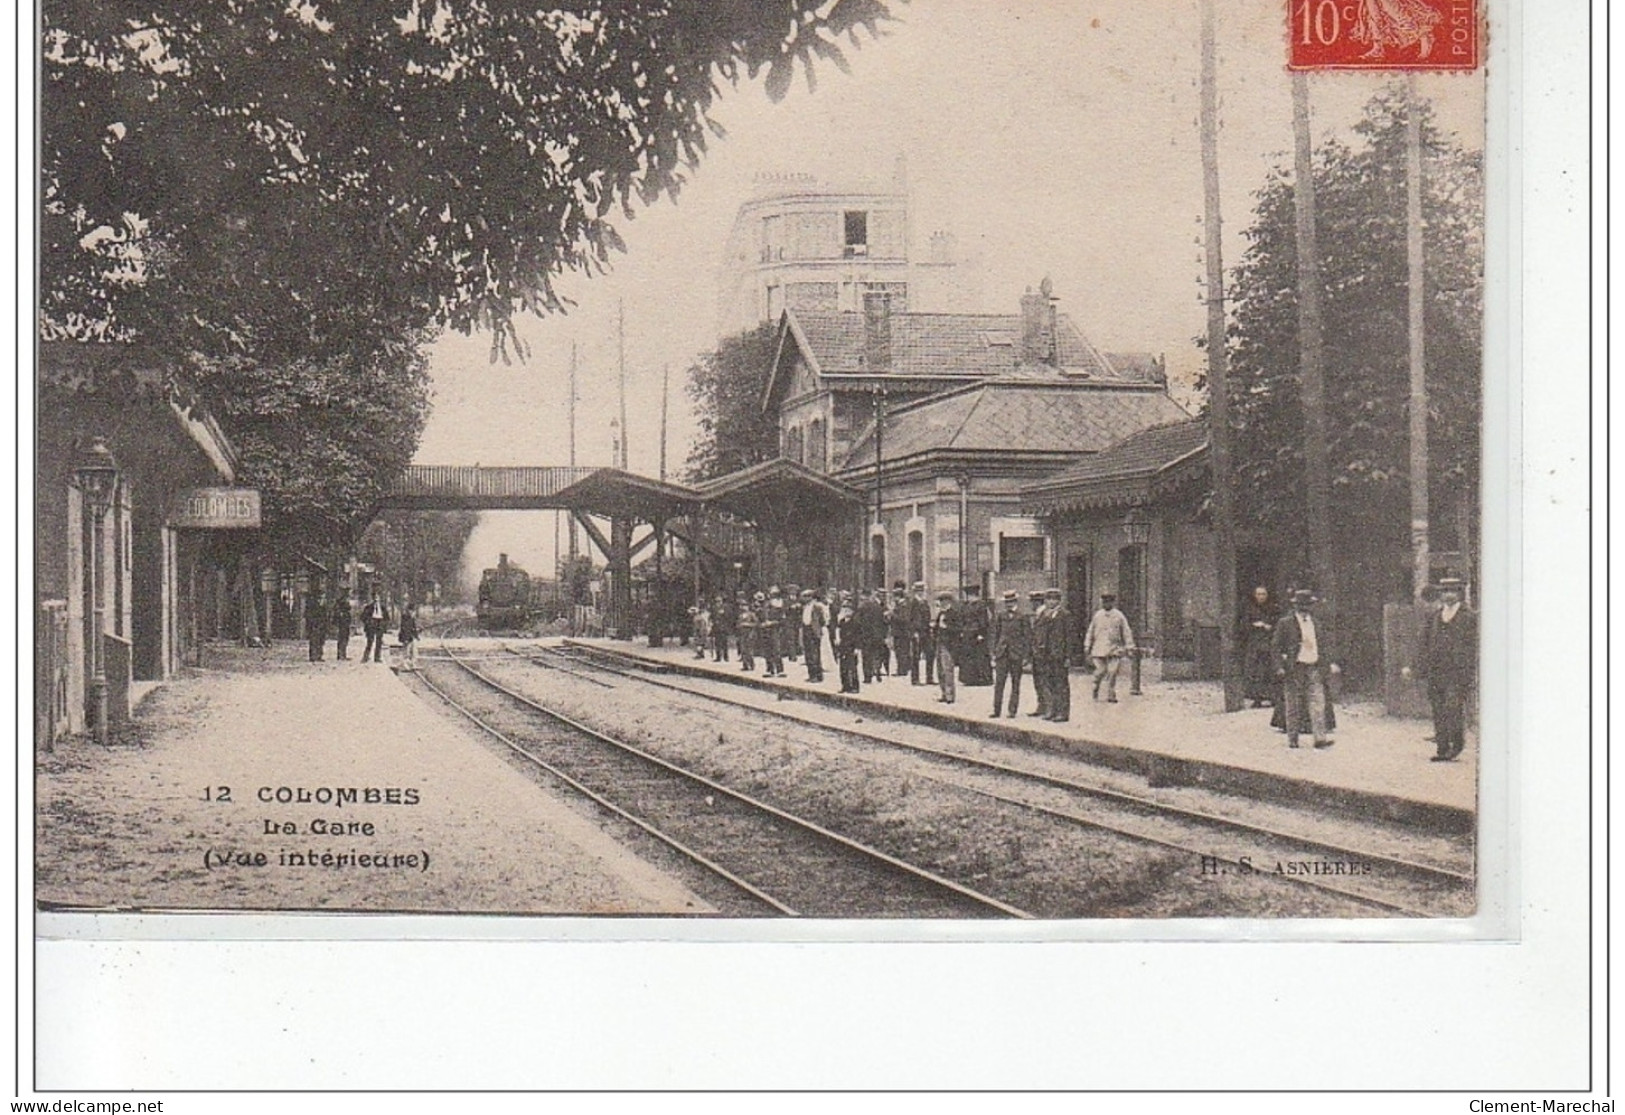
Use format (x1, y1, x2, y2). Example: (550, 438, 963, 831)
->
(807, 418, 827, 472)
(999, 536, 1046, 574)
(844, 210, 868, 257)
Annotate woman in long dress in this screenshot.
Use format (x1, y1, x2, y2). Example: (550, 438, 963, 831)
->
(1241, 586, 1280, 708)
(956, 590, 993, 686)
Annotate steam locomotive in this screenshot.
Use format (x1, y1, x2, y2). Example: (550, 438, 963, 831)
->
(476, 553, 534, 630)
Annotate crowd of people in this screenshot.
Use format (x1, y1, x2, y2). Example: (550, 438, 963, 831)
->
(682, 581, 1142, 723)
(301, 571, 1473, 765)
(302, 588, 420, 671)
(683, 572, 1475, 763)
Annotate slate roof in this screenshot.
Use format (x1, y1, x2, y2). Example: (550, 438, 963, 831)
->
(1021, 418, 1210, 513)
(840, 381, 1193, 469)
(781, 308, 1150, 384)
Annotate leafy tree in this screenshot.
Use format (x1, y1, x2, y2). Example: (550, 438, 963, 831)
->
(358, 509, 480, 605)
(1224, 88, 1482, 683)
(42, 0, 896, 369)
(684, 322, 782, 481)
(188, 335, 432, 553)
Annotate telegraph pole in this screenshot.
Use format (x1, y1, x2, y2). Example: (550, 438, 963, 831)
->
(1406, 75, 1430, 598)
(1291, 70, 1338, 624)
(1200, 0, 1242, 712)
(659, 363, 670, 483)
(873, 387, 886, 588)
(568, 340, 579, 561)
(617, 298, 630, 470)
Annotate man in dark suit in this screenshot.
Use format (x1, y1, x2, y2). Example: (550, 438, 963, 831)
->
(855, 589, 888, 683)
(887, 580, 915, 681)
(1032, 587, 1073, 722)
(330, 595, 353, 660)
(359, 590, 390, 664)
(1026, 591, 1050, 718)
(1272, 589, 1339, 748)
(931, 590, 962, 703)
(988, 590, 1033, 718)
(1406, 576, 1477, 761)
(306, 593, 328, 662)
(908, 582, 935, 685)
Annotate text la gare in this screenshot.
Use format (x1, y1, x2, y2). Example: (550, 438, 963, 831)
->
(263, 818, 376, 836)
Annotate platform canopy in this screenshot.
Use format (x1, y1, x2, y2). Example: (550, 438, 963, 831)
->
(694, 458, 864, 526)
(546, 468, 698, 523)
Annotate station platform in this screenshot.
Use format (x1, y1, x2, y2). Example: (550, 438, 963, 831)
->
(35, 641, 712, 915)
(565, 637, 1478, 833)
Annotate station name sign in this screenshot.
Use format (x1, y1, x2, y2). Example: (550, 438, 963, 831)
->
(170, 487, 262, 529)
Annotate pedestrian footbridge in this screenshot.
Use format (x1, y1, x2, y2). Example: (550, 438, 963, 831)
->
(378, 461, 865, 632)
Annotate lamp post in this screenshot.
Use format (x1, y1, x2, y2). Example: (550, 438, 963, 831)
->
(1122, 504, 1152, 696)
(75, 437, 119, 746)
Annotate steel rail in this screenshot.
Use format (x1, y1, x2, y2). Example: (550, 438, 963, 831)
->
(535, 642, 1474, 916)
(413, 652, 794, 915)
(425, 641, 1032, 919)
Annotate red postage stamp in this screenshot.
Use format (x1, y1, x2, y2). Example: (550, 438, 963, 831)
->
(1288, 0, 1480, 70)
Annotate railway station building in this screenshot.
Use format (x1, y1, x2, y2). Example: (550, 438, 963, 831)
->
(36, 343, 249, 746)
(761, 280, 1199, 589)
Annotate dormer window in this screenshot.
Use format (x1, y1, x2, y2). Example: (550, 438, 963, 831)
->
(844, 210, 868, 257)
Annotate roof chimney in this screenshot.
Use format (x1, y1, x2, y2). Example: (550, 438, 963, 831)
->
(1019, 277, 1058, 366)
(863, 291, 893, 372)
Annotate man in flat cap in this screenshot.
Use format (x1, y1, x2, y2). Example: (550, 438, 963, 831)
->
(760, 587, 785, 678)
(1272, 589, 1339, 749)
(1406, 576, 1476, 761)
(1085, 592, 1135, 703)
(989, 589, 1033, 718)
(800, 588, 828, 683)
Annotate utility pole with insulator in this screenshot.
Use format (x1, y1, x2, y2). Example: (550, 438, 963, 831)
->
(1200, 0, 1243, 712)
(1291, 69, 1338, 626)
(873, 385, 886, 588)
(1406, 74, 1430, 598)
(568, 340, 579, 561)
(617, 297, 630, 471)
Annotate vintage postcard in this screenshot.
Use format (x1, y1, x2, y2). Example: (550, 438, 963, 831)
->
(28, 0, 1608, 1099)
(35, 0, 1498, 935)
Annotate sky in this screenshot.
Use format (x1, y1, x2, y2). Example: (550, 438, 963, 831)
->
(413, 0, 1486, 591)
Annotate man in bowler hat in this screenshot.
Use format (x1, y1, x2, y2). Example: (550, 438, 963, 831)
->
(989, 589, 1033, 718)
(1405, 576, 1476, 761)
(1272, 589, 1339, 749)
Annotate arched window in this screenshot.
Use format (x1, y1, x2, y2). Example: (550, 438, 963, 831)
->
(785, 426, 804, 465)
(907, 529, 925, 587)
(808, 418, 827, 472)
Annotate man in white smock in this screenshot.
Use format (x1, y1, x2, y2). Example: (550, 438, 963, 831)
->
(1084, 592, 1135, 703)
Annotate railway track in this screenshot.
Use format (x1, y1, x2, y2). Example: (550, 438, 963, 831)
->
(413, 640, 1032, 919)
(515, 641, 1475, 918)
